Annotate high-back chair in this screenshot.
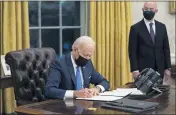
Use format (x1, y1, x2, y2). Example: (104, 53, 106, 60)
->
(5, 48, 56, 105)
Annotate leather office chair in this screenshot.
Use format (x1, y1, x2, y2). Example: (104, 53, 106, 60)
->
(5, 48, 56, 105)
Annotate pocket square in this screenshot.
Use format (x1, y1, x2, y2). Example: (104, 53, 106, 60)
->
(89, 76, 91, 79)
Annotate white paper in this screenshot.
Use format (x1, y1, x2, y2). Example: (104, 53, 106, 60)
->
(1, 55, 11, 76)
(115, 88, 144, 95)
(99, 91, 131, 97)
(76, 96, 123, 101)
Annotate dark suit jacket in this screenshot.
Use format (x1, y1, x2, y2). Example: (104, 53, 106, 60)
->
(128, 19, 171, 77)
(44, 53, 109, 99)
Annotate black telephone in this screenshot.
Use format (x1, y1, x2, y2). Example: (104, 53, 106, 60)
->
(126, 68, 164, 100)
(134, 68, 163, 94)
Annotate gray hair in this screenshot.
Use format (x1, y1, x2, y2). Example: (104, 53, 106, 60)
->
(72, 36, 95, 50)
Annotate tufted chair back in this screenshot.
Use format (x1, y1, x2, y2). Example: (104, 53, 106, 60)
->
(5, 48, 56, 105)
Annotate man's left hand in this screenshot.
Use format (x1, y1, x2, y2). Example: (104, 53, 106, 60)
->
(88, 88, 100, 96)
(164, 69, 171, 81)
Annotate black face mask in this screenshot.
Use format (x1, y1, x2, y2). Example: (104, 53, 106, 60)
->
(143, 10, 155, 20)
(75, 51, 89, 67)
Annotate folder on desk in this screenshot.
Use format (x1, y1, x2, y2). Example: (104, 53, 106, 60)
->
(102, 98, 159, 113)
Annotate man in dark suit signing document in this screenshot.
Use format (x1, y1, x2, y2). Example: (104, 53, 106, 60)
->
(128, 2, 171, 82)
(44, 36, 109, 99)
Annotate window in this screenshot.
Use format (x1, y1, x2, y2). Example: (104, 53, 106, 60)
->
(29, 1, 87, 57)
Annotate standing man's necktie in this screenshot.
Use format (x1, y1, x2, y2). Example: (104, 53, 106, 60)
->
(76, 66, 82, 90)
(149, 22, 155, 44)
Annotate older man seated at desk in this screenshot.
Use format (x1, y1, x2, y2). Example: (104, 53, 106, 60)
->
(44, 36, 110, 99)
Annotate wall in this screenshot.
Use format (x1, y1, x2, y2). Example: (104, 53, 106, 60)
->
(132, 1, 175, 65)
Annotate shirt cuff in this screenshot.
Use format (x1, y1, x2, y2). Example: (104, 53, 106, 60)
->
(96, 85, 105, 92)
(64, 90, 74, 99)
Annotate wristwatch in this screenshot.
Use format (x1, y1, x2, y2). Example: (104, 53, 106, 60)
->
(95, 86, 101, 93)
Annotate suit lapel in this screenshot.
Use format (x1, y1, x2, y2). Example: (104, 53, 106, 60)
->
(155, 20, 160, 46)
(66, 53, 76, 86)
(141, 19, 154, 46)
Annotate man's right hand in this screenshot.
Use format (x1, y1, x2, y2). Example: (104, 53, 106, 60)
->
(133, 71, 140, 79)
(73, 88, 93, 98)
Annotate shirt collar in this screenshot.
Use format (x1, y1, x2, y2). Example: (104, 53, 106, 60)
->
(144, 18, 155, 25)
(71, 53, 77, 68)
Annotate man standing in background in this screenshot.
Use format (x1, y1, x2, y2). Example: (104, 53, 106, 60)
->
(128, 2, 171, 82)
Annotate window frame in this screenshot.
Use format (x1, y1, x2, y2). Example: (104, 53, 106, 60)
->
(29, 1, 87, 56)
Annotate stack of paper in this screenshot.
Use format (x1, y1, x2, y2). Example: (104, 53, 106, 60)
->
(115, 88, 144, 95)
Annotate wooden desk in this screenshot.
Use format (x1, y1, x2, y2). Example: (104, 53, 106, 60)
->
(15, 86, 175, 114)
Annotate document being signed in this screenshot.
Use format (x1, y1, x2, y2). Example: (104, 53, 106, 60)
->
(76, 95, 123, 101)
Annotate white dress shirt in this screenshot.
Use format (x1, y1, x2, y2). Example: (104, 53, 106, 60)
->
(133, 18, 156, 73)
(64, 54, 105, 99)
